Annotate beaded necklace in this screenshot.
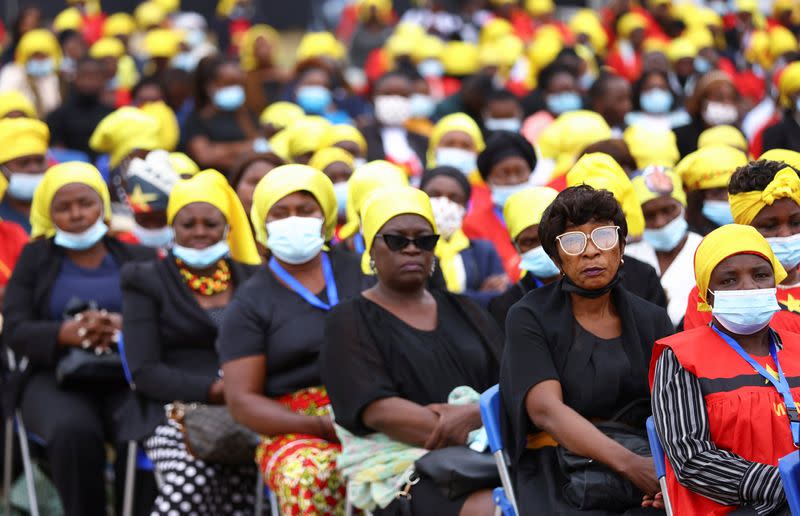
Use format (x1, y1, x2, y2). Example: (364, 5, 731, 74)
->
(176, 258, 231, 296)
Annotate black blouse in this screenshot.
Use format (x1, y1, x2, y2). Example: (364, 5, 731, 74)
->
(322, 290, 503, 436)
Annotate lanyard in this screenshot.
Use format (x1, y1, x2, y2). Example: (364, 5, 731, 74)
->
(269, 252, 339, 311)
(711, 325, 800, 446)
(492, 207, 507, 229)
(353, 232, 365, 254)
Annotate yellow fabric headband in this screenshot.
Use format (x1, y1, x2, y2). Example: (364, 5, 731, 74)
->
(729, 168, 800, 225)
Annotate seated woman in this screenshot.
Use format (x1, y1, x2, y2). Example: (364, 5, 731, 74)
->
(309, 146, 356, 227)
(420, 166, 507, 306)
(218, 164, 371, 514)
(651, 224, 797, 515)
(500, 185, 673, 515)
(120, 170, 262, 514)
(3, 162, 155, 516)
(322, 186, 501, 515)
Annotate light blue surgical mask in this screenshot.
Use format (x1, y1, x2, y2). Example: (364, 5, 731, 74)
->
(418, 59, 444, 78)
(702, 199, 734, 226)
(484, 117, 521, 133)
(546, 91, 582, 115)
(694, 56, 711, 74)
(643, 213, 688, 252)
(409, 93, 436, 119)
(133, 223, 174, 249)
(767, 233, 800, 271)
(640, 88, 673, 114)
(6, 172, 44, 201)
(212, 85, 245, 111)
(519, 245, 560, 278)
(491, 181, 529, 208)
(435, 147, 478, 176)
(171, 52, 196, 72)
(26, 57, 54, 77)
(333, 181, 348, 217)
(795, 97, 800, 114)
(296, 85, 332, 114)
(711, 288, 780, 335)
(173, 239, 230, 268)
(54, 217, 108, 250)
(266, 216, 325, 265)
(186, 29, 206, 48)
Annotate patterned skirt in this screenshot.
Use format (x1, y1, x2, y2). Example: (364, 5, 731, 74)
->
(256, 386, 346, 515)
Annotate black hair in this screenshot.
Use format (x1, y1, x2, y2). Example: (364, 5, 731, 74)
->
(131, 75, 163, 101)
(193, 55, 236, 109)
(631, 70, 674, 111)
(537, 63, 576, 92)
(728, 160, 800, 195)
(75, 56, 102, 69)
(588, 72, 627, 106)
(486, 88, 520, 105)
(57, 28, 81, 46)
(539, 185, 628, 262)
(373, 70, 413, 92)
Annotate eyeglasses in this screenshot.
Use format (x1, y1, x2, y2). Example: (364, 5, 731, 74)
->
(377, 233, 440, 252)
(555, 226, 620, 256)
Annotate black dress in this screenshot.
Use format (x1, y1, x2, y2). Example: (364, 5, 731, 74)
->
(500, 281, 674, 516)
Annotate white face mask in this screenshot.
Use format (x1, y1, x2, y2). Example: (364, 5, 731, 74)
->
(266, 216, 325, 265)
(374, 95, 411, 127)
(429, 196, 465, 240)
(702, 101, 738, 126)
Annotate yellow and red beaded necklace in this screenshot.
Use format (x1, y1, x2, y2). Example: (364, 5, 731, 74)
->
(176, 258, 231, 296)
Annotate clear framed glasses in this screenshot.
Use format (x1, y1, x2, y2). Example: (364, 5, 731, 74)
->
(555, 226, 620, 256)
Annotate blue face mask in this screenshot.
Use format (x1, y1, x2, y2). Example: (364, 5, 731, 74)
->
(694, 56, 712, 74)
(519, 245, 560, 278)
(54, 217, 108, 250)
(796, 97, 800, 114)
(133, 223, 174, 249)
(266, 216, 325, 265)
(333, 181, 348, 217)
(640, 88, 673, 114)
(711, 288, 780, 335)
(546, 91, 582, 115)
(491, 181, 530, 208)
(171, 52, 196, 72)
(484, 117, 522, 133)
(643, 213, 688, 252)
(173, 239, 230, 268)
(296, 85, 332, 114)
(767, 233, 800, 272)
(435, 147, 478, 176)
(6, 172, 44, 201)
(409, 93, 436, 119)
(702, 200, 734, 226)
(26, 58, 54, 77)
(212, 85, 245, 111)
(418, 59, 444, 78)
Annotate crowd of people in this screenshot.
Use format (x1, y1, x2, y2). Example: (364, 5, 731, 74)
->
(2, 0, 800, 514)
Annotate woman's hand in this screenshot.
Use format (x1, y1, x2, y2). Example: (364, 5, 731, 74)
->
(641, 492, 664, 509)
(314, 414, 340, 444)
(618, 453, 660, 496)
(208, 379, 225, 405)
(423, 403, 482, 450)
(479, 275, 509, 293)
(58, 310, 117, 352)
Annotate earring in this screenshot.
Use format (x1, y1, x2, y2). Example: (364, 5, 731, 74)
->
(620, 258, 625, 264)
(369, 259, 377, 274)
(429, 260, 437, 277)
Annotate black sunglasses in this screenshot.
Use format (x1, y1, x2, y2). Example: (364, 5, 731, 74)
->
(378, 233, 440, 252)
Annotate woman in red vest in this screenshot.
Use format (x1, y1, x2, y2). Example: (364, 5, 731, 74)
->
(650, 224, 797, 515)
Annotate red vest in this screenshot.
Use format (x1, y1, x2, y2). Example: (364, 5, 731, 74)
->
(649, 326, 800, 515)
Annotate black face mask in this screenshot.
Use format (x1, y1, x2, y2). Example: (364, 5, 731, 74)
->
(560, 270, 622, 299)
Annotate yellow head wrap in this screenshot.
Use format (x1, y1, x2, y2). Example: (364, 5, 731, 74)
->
(0, 118, 49, 164)
(632, 166, 687, 207)
(624, 125, 680, 169)
(286, 117, 332, 161)
(411, 35, 444, 63)
(0, 174, 6, 202)
(140, 101, 179, 152)
(527, 28, 563, 73)
(617, 12, 648, 40)
(480, 18, 514, 46)
(296, 32, 346, 62)
(240, 25, 280, 72)
(144, 29, 182, 59)
(167, 169, 260, 265)
(153, 0, 180, 13)
(569, 9, 608, 54)
(0, 91, 36, 119)
(268, 129, 291, 162)
(526, 0, 555, 16)
(361, 186, 436, 274)
(90, 107, 162, 167)
(729, 167, 800, 225)
(168, 152, 200, 178)
(250, 164, 337, 247)
(259, 102, 305, 131)
(427, 113, 486, 167)
(216, 0, 236, 16)
(441, 42, 480, 76)
(770, 26, 798, 62)
(538, 111, 612, 176)
(309, 147, 354, 172)
(30, 162, 112, 239)
(666, 37, 698, 62)
(53, 8, 82, 33)
(698, 125, 748, 152)
(566, 152, 646, 237)
(780, 62, 800, 109)
(504, 187, 559, 240)
(320, 124, 368, 157)
(340, 160, 409, 239)
(103, 13, 137, 37)
(694, 224, 787, 311)
(676, 144, 747, 191)
(16, 29, 61, 66)
(685, 27, 714, 51)
(761, 149, 800, 170)
(745, 30, 772, 69)
(357, 0, 393, 23)
(89, 37, 126, 59)
(135, 1, 167, 29)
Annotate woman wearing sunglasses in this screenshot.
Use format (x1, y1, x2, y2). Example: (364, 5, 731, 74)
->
(322, 187, 502, 515)
(500, 185, 673, 515)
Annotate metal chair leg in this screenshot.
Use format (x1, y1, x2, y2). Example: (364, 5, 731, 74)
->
(15, 411, 38, 516)
(122, 441, 137, 516)
(269, 490, 279, 516)
(3, 417, 12, 513)
(254, 469, 264, 516)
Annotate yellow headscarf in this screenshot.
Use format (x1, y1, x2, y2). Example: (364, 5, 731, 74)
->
(623, 125, 680, 168)
(309, 147, 354, 172)
(0, 173, 6, 202)
(441, 42, 480, 76)
(103, 13, 137, 37)
(412, 35, 444, 63)
(729, 167, 800, 225)
(250, 164, 336, 247)
(357, 0, 393, 23)
(698, 125, 748, 152)
(632, 166, 687, 207)
(0, 118, 49, 164)
(526, 0, 555, 16)
(567, 153, 646, 237)
(770, 26, 798, 62)
(144, 29, 182, 59)
(30, 162, 112, 239)
(569, 9, 608, 54)
(538, 111, 612, 177)
(694, 224, 787, 311)
(666, 38, 698, 62)
(90, 107, 162, 167)
(504, 186, 559, 240)
(0, 91, 36, 119)
(617, 12, 648, 39)
(153, 0, 180, 14)
(527, 28, 563, 77)
(361, 186, 436, 274)
(320, 124, 368, 157)
(295, 32, 346, 62)
(427, 113, 486, 167)
(135, 1, 167, 29)
(53, 8, 82, 33)
(89, 37, 126, 59)
(167, 169, 260, 265)
(169, 152, 200, 178)
(480, 18, 514, 46)
(259, 102, 305, 131)
(761, 149, 800, 170)
(240, 25, 280, 72)
(287, 117, 332, 161)
(140, 101, 180, 152)
(676, 144, 747, 191)
(15, 29, 61, 66)
(779, 62, 800, 108)
(340, 161, 409, 239)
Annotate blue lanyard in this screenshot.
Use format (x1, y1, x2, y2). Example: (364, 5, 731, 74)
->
(268, 252, 339, 311)
(353, 232, 365, 254)
(532, 277, 544, 289)
(492, 207, 507, 229)
(711, 325, 800, 446)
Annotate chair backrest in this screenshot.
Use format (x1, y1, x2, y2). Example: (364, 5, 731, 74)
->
(779, 451, 800, 515)
(646, 416, 666, 478)
(480, 384, 503, 454)
(117, 333, 135, 388)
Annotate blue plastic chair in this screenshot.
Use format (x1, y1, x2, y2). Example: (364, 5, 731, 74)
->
(479, 385, 518, 516)
(646, 416, 673, 515)
(778, 450, 800, 515)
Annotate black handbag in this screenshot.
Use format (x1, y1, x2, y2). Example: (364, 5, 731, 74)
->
(167, 402, 260, 465)
(413, 446, 500, 499)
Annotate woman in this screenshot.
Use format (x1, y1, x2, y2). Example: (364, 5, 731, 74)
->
(320, 123, 368, 166)
(520, 63, 582, 145)
(673, 71, 740, 158)
(651, 224, 796, 515)
(420, 166, 506, 306)
(625, 70, 689, 131)
(309, 146, 355, 226)
(228, 151, 285, 215)
(291, 62, 352, 124)
(684, 160, 800, 334)
(500, 184, 673, 515)
(626, 165, 702, 327)
(240, 24, 286, 114)
(322, 186, 500, 515)
(0, 28, 61, 117)
(184, 56, 260, 175)
(3, 162, 155, 516)
(120, 169, 260, 515)
(425, 113, 485, 185)
(218, 164, 371, 514)
(762, 62, 800, 155)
